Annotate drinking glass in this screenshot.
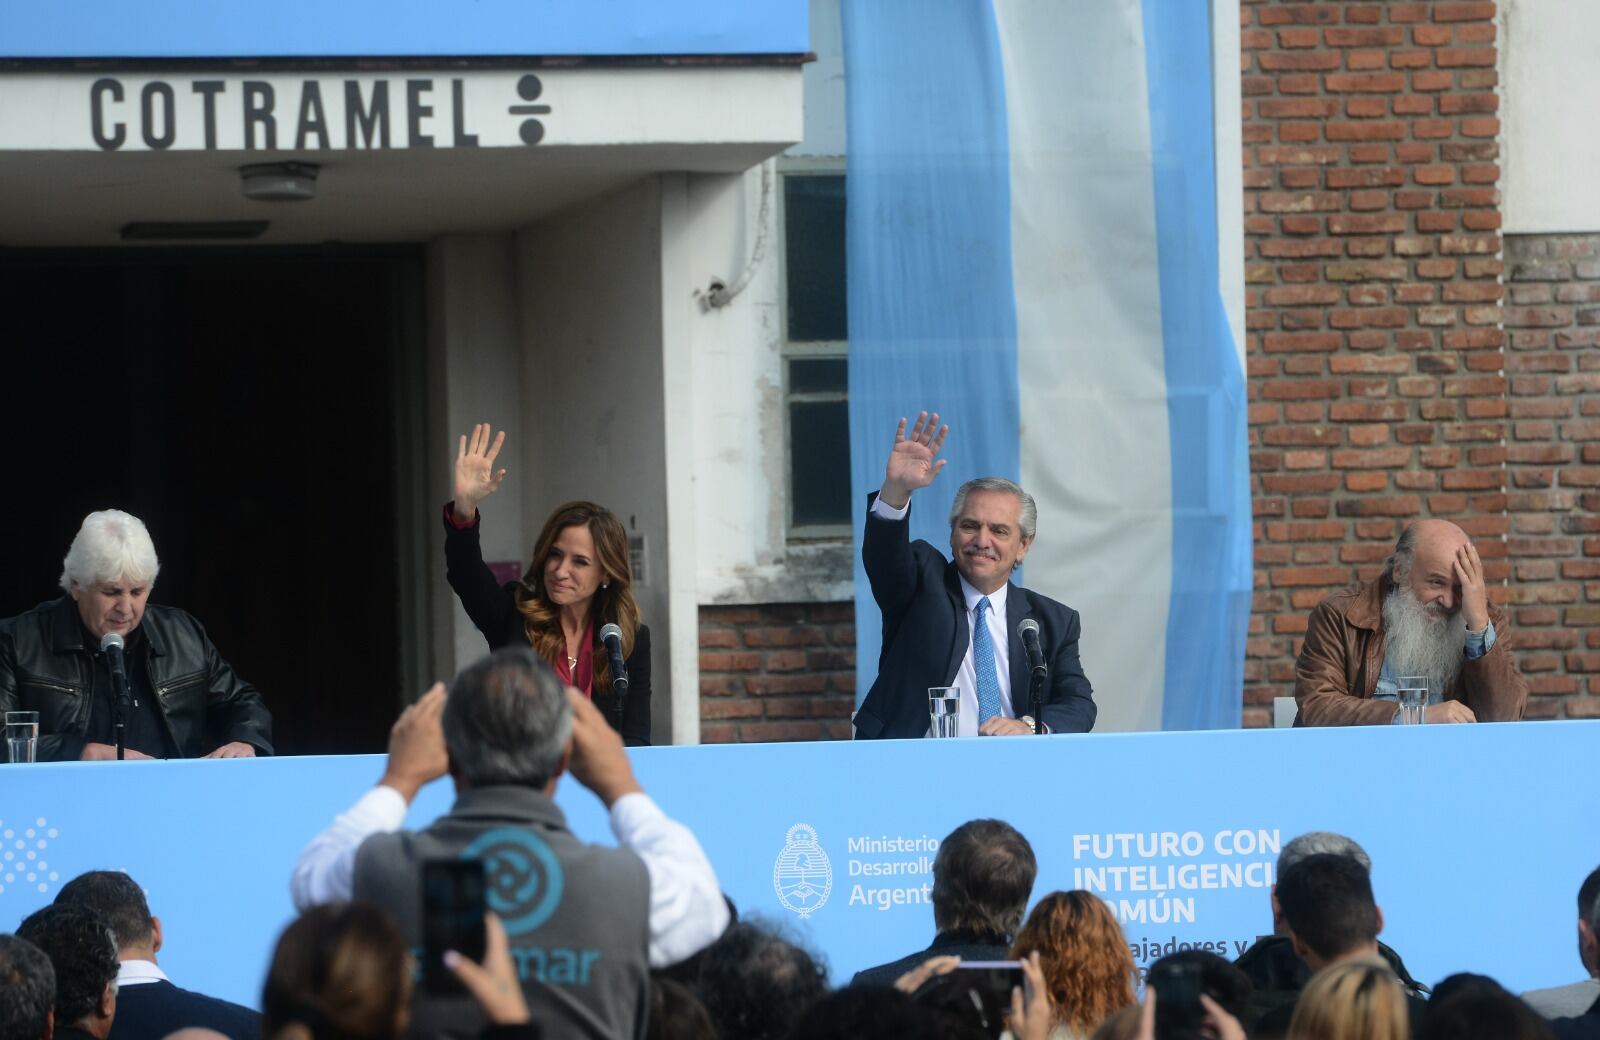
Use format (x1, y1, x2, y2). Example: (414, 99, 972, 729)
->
(1396, 676, 1428, 726)
(928, 687, 961, 738)
(5, 711, 39, 763)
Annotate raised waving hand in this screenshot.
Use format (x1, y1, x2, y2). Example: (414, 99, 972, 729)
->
(879, 411, 949, 508)
(453, 423, 508, 523)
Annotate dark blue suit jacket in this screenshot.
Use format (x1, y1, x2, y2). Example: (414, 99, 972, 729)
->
(110, 979, 261, 1040)
(854, 497, 1096, 739)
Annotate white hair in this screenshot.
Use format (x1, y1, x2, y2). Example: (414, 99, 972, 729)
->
(948, 477, 1038, 541)
(60, 510, 160, 593)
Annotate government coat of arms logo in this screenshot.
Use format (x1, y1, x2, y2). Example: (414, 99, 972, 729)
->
(773, 824, 831, 918)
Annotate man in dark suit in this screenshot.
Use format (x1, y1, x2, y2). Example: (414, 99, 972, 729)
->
(52, 871, 259, 1040)
(854, 411, 1096, 740)
(851, 819, 1036, 987)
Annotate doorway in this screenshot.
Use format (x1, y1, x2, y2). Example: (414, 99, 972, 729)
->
(0, 246, 427, 755)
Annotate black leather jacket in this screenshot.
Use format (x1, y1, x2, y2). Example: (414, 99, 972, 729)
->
(0, 597, 273, 761)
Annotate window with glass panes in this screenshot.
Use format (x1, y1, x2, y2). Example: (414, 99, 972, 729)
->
(782, 168, 849, 536)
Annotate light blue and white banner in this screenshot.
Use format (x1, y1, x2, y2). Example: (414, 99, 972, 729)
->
(845, 0, 1250, 731)
(0, 724, 1593, 1006)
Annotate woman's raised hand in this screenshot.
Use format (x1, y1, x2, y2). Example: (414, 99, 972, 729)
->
(454, 423, 508, 521)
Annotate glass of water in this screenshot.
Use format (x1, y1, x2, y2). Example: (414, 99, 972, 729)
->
(928, 687, 961, 738)
(6, 711, 40, 763)
(1396, 676, 1428, 726)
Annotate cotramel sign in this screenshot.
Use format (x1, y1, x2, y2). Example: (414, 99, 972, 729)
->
(0, 68, 797, 152)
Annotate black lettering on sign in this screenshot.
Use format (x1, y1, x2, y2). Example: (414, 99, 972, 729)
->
(452, 79, 479, 147)
(243, 81, 276, 150)
(140, 82, 176, 149)
(345, 81, 390, 149)
(406, 79, 434, 148)
(296, 82, 330, 150)
(90, 78, 125, 151)
(192, 81, 225, 149)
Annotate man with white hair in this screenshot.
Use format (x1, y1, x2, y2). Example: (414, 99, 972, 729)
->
(0, 509, 271, 760)
(1293, 518, 1526, 725)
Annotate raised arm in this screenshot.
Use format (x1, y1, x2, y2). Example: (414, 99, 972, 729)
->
(444, 424, 521, 646)
(453, 422, 508, 522)
(878, 411, 949, 509)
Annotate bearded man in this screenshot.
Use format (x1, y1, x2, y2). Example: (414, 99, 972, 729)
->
(1293, 519, 1527, 725)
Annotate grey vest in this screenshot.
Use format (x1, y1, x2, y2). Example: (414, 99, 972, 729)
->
(352, 785, 650, 1040)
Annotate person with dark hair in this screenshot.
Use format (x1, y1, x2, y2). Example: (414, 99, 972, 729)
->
(1144, 950, 1253, 1023)
(644, 977, 716, 1040)
(1235, 832, 1424, 1031)
(444, 423, 651, 744)
(262, 902, 535, 1040)
(0, 933, 57, 1040)
(291, 648, 727, 1039)
(1253, 854, 1423, 1039)
(1420, 974, 1553, 1040)
(854, 412, 1096, 739)
(852, 819, 1037, 987)
(1524, 866, 1600, 1019)
(1294, 518, 1526, 725)
(784, 986, 963, 1040)
(677, 920, 828, 1040)
(16, 905, 121, 1040)
(54, 870, 260, 1040)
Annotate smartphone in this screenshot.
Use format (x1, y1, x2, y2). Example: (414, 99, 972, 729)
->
(421, 859, 488, 995)
(1147, 959, 1204, 1040)
(955, 960, 1027, 1003)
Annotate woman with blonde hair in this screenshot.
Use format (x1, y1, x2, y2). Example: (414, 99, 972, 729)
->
(1011, 891, 1139, 1038)
(1289, 958, 1411, 1040)
(444, 423, 651, 744)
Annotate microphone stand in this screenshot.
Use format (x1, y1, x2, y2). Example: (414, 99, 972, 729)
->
(1029, 672, 1044, 735)
(610, 675, 628, 734)
(111, 667, 130, 761)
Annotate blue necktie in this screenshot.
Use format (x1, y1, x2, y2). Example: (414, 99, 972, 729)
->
(974, 597, 1002, 724)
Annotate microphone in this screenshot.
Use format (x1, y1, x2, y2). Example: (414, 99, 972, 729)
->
(101, 632, 131, 761)
(599, 623, 630, 692)
(1018, 618, 1048, 679)
(101, 632, 130, 699)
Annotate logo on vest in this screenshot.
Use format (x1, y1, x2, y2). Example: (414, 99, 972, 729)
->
(773, 824, 832, 918)
(462, 828, 565, 936)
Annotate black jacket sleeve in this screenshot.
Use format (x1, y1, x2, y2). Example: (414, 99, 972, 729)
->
(443, 506, 521, 649)
(197, 622, 275, 755)
(1040, 609, 1096, 734)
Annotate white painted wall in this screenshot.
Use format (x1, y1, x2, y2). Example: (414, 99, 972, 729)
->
(1502, 0, 1600, 233)
(687, 0, 853, 609)
(512, 179, 688, 742)
(424, 234, 527, 678)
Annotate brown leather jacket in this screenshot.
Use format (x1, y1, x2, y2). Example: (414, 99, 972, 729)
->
(1293, 576, 1527, 726)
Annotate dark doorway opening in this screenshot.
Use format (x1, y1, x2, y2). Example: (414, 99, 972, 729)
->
(0, 247, 425, 755)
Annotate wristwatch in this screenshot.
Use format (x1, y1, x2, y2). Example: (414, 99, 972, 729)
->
(1019, 715, 1037, 732)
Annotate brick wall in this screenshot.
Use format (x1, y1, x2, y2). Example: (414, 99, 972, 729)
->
(1501, 234, 1600, 719)
(698, 602, 857, 742)
(1242, 0, 1510, 727)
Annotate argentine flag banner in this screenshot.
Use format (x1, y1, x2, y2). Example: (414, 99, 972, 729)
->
(845, 0, 1250, 731)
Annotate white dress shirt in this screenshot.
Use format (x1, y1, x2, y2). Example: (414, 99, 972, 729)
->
(116, 959, 168, 986)
(290, 785, 729, 968)
(871, 496, 1017, 735)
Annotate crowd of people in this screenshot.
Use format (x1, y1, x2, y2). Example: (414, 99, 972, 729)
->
(1, 639, 1596, 1039)
(0, 417, 1575, 1039)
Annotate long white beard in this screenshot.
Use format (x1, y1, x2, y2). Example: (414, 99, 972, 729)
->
(1382, 584, 1467, 696)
